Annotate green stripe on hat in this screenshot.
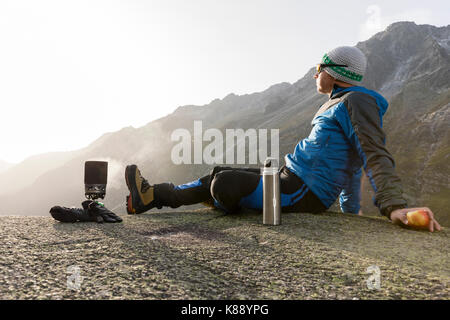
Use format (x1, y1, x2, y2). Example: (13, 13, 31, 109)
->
(322, 53, 363, 82)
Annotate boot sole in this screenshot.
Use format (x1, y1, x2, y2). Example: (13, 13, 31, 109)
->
(125, 164, 139, 214)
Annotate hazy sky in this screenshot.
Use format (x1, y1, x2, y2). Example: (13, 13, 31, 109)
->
(0, 0, 448, 163)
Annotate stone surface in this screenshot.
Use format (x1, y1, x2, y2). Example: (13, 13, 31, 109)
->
(0, 209, 448, 300)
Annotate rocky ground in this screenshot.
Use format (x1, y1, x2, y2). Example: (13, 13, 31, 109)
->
(0, 209, 448, 300)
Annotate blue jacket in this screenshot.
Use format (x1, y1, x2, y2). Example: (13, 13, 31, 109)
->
(285, 86, 407, 215)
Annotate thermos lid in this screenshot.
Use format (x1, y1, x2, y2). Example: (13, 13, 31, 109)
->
(262, 157, 279, 175)
(264, 157, 278, 168)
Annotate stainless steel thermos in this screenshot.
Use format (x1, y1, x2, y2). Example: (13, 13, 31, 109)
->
(262, 157, 281, 225)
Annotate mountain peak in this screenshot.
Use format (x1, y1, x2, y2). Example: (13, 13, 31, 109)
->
(386, 20, 417, 30)
(378, 21, 450, 42)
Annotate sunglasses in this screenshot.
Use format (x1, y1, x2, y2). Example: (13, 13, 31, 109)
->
(316, 63, 348, 74)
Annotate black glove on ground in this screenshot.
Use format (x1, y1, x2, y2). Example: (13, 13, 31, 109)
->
(50, 200, 122, 223)
(82, 200, 122, 223)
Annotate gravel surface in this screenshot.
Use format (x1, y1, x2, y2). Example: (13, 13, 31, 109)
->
(0, 209, 449, 299)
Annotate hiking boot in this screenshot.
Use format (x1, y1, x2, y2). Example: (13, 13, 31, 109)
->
(125, 164, 156, 214)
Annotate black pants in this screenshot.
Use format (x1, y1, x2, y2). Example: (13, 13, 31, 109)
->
(153, 166, 326, 214)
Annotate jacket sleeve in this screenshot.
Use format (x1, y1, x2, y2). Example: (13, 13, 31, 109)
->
(339, 168, 362, 214)
(335, 92, 407, 217)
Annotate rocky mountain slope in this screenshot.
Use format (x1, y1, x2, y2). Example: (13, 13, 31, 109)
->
(0, 21, 448, 226)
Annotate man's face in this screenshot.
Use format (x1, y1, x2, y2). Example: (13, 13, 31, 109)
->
(314, 70, 335, 95)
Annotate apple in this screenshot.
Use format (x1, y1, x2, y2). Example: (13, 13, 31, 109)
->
(406, 210, 430, 228)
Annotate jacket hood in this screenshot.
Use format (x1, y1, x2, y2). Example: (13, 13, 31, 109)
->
(331, 85, 389, 116)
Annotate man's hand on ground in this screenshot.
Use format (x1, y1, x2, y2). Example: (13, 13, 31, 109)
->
(390, 207, 441, 232)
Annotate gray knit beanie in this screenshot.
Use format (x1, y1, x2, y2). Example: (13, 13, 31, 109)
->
(321, 46, 367, 85)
